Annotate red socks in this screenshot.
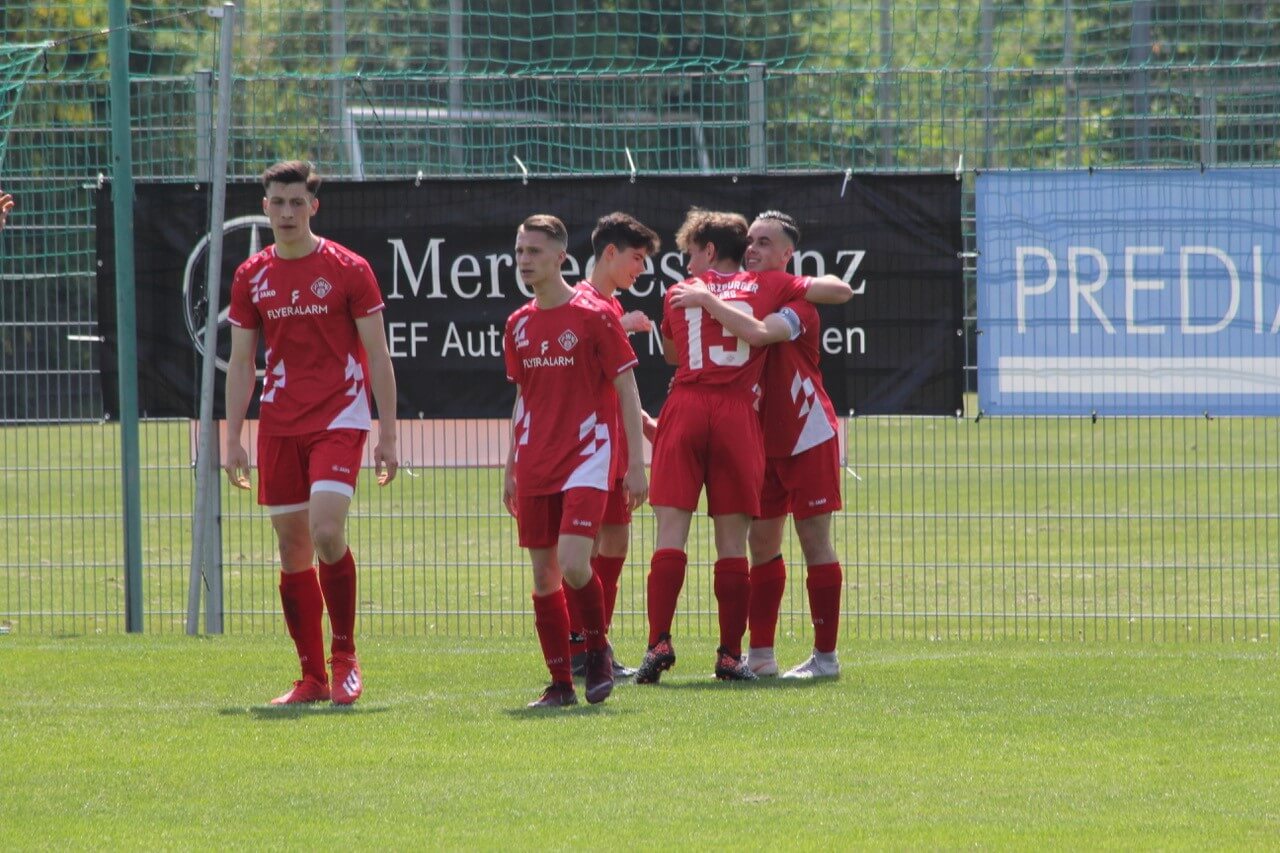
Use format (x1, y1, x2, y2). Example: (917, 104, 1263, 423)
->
(591, 554, 626, 629)
(807, 562, 843, 653)
(279, 568, 327, 683)
(647, 549, 687, 645)
(565, 573, 608, 651)
(748, 556, 787, 649)
(565, 585, 587, 658)
(713, 557, 750, 658)
(318, 548, 357, 655)
(532, 589, 572, 683)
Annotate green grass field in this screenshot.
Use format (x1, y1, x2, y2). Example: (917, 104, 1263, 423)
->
(2, 634, 1277, 848)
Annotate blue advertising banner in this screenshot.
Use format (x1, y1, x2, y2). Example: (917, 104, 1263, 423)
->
(977, 169, 1280, 415)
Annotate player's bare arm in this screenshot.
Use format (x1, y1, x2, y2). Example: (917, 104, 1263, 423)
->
(355, 313, 399, 485)
(804, 274, 854, 305)
(501, 391, 520, 517)
(0, 190, 13, 229)
(668, 281, 793, 347)
(612, 370, 649, 510)
(222, 325, 259, 489)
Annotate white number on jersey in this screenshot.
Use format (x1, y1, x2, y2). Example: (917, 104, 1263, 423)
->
(684, 301, 753, 369)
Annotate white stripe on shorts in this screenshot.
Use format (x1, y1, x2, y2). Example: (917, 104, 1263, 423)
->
(311, 480, 355, 499)
(267, 501, 309, 517)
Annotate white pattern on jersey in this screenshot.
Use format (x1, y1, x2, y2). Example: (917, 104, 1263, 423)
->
(328, 354, 372, 430)
(789, 369, 837, 454)
(261, 347, 285, 403)
(562, 412, 612, 491)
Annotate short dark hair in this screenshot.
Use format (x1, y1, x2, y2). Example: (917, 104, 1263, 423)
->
(754, 210, 801, 246)
(519, 214, 568, 245)
(262, 160, 321, 195)
(674, 208, 748, 264)
(591, 212, 661, 259)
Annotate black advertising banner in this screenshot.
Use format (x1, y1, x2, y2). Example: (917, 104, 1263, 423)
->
(97, 175, 962, 418)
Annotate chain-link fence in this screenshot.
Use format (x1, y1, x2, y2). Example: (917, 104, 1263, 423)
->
(1, 1, 1277, 639)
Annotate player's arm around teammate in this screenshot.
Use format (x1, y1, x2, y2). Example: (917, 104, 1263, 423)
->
(741, 210, 846, 679)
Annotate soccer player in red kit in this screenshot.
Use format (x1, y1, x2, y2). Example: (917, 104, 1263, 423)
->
(637, 209, 850, 684)
(670, 211, 846, 679)
(224, 161, 398, 705)
(502, 214, 649, 708)
(567, 211, 661, 680)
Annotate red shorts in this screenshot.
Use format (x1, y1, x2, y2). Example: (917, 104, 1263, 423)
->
(257, 428, 367, 513)
(601, 478, 632, 526)
(758, 438, 843, 521)
(516, 487, 609, 549)
(649, 385, 764, 517)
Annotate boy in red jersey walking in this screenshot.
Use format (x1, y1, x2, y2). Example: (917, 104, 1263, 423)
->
(636, 209, 851, 684)
(502, 214, 648, 708)
(223, 161, 398, 705)
(669, 211, 845, 679)
(568, 212, 661, 679)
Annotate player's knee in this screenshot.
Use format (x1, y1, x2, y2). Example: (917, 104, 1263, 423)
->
(597, 524, 628, 556)
(310, 519, 347, 562)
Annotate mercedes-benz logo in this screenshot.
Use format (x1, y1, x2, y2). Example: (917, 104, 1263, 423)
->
(182, 214, 271, 374)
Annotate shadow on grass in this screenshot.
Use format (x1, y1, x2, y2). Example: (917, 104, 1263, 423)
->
(501, 699, 641, 720)
(218, 703, 394, 721)
(634, 676, 832, 692)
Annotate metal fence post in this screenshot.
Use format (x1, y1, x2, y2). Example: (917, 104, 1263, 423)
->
(187, 1, 236, 635)
(108, 0, 144, 633)
(195, 70, 212, 182)
(748, 62, 766, 173)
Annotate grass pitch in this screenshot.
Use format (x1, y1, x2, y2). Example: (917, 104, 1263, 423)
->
(2, 634, 1277, 848)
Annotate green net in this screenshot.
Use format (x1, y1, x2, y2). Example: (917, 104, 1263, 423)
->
(0, 43, 46, 174)
(1, 1, 1276, 420)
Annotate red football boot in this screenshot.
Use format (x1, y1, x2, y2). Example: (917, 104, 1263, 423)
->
(329, 654, 363, 705)
(270, 675, 330, 705)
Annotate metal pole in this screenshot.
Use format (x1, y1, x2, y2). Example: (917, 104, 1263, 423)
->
(1200, 91, 1217, 167)
(1130, 0, 1152, 163)
(195, 70, 213, 183)
(1064, 0, 1079, 167)
(330, 0, 347, 173)
(980, 0, 994, 166)
(747, 62, 766, 173)
(878, 0, 894, 167)
(448, 0, 465, 171)
(187, 1, 236, 635)
(108, 0, 144, 633)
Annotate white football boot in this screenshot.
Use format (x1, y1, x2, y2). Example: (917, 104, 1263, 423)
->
(781, 650, 841, 679)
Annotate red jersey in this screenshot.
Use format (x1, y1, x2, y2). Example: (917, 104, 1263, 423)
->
(576, 281, 635, 483)
(504, 289, 639, 497)
(660, 269, 809, 395)
(760, 299, 839, 457)
(228, 238, 385, 437)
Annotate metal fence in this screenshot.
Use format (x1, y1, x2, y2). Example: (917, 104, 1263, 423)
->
(1, 1, 1277, 640)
